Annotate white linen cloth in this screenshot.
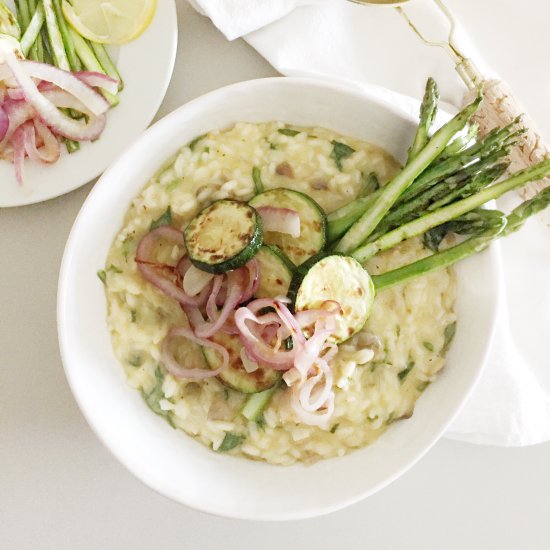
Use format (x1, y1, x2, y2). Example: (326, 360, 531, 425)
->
(188, 0, 550, 446)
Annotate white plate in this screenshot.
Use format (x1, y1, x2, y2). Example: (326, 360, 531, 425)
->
(58, 77, 500, 520)
(0, 0, 177, 208)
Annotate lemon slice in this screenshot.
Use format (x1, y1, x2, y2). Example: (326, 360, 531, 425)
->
(61, 0, 157, 44)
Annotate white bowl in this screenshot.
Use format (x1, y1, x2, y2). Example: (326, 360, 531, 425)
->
(58, 77, 500, 521)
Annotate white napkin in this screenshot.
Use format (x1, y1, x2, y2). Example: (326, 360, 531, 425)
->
(188, 0, 550, 446)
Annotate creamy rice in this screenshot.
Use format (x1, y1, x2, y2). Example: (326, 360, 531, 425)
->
(103, 122, 456, 465)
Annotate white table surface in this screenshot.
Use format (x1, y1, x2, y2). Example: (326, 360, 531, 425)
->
(2, 2, 550, 548)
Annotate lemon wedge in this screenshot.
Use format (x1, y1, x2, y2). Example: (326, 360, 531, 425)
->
(61, 0, 157, 44)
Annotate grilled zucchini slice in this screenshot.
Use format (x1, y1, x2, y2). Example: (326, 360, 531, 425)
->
(289, 254, 375, 343)
(249, 188, 326, 265)
(184, 199, 263, 274)
(202, 332, 280, 393)
(255, 245, 295, 299)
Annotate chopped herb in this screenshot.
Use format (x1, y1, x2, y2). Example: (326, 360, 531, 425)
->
(284, 336, 294, 351)
(165, 179, 182, 192)
(130, 310, 137, 323)
(395, 324, 401, 337)
(128, 354, 143, 367)
(141, 366, 175, 428)
(258, 306, 275, 316)
(417, 381, 431, 392)
(423, 341, 435, 352)
(330, 423, 340, 434)
(398, 360, 415, 382)
(266, 140, 278, 150)
(150, 207, 172, 230)
(223, 388, 230, 401)
(188, 134, 206, 151)
(204, 147, 210, 153)
(217, 432, 245, 452)
(443, 321, 457, 352)
(255, 414, 267, 430)
(97, 264, 122, 284)
(331, 141, 355, 171)
(278, 128, 300, 137)
(252, 166, 264, 194)
(360, 172, 380, 197)
(121, 236, 136, 260)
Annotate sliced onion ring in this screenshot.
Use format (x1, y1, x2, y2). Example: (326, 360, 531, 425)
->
(182, 263, 215, 297)
(256, 206, 301, 238)
(3, 49, 107, 141)
(161, 326, 228, 380)
(195, 268, 246, 338)
(136, 227, 207, 308)
(20, 60, 110, 115)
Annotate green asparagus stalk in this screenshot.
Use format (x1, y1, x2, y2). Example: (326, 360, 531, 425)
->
(400, 121, 522, 204)
(374, 187, 550, 291)
(408, 77, 439, 161)
(423, 208, 506, 252)
(42, 0, 69, 70)
(327, 191, 381, 242)
(503, 187, 550, 236)
(89, 40, 124, 91)
(52, 0, 79, 70)
(335, 94, 483, 254)
(26, 0, 42, 60)
(370, 161, 509, 240)
(14, 0, 30, 31)
(352, 158, 550, 263)
(425, 160, 509, 213)
(439, 122, 479, 159)
(372, 219, 506, 291)
(70, 29, 119, 106)
(19, 2, 44, 56)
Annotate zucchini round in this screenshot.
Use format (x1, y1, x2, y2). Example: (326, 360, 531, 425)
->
(290, 254, 375, 344)
(202, 332, 280, 393)
(249, 188, 326, 265)
(255, 245, 295, 299)
(183, 199, 263, 274)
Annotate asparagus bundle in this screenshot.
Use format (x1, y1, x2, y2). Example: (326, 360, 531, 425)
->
(331, 78, 550, 289)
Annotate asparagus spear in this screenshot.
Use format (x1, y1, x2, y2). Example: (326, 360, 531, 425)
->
(423, 208, 506, 252)
(371, 160, 509, 239)
(335, 94, 483, 254)
(400, 120, 522, 203)
(407, 77, 439, 161)
(503, 187, 550, 235)
(372, 219, 506, 291)
(70, 29, 119, 106)
(42, 0, 69, 70)
(89, 41, 124, 91)
(373, 187, 550, 291)
(52, 0, 79, 70)
(327, 191, 381, 242)
(352, 158, 550, 262)
(439, 122, 479, 159)
(19, 3, 44, 57)
(14, 0, 30, 31)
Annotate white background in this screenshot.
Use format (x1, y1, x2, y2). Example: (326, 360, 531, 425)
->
(2, 2, 549, 548)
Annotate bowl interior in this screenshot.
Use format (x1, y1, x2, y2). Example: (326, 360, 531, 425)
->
(58, 77, 499, 520)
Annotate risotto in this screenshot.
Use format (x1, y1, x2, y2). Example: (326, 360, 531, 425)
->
(102, 121, 456, 466)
